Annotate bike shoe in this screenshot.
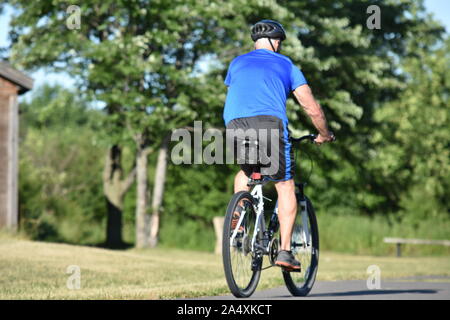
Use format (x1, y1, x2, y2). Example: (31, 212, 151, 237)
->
(275, 250, 301, 271)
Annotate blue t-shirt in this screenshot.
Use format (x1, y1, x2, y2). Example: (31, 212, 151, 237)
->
(223, 48, 307, 125)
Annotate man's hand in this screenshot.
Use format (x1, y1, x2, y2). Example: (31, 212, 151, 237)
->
(314, 132, 335, 145)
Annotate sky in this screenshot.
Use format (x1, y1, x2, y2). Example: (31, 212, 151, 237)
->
(0, 0, 449, 100)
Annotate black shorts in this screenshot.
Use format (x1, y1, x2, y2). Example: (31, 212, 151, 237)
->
(226, 115, 295, 181)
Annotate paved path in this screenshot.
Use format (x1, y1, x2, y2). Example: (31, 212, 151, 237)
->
(203, 277, 450, 300)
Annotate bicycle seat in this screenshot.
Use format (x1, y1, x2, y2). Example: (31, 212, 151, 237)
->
(250, 172, 261, 179)
(247, 171, 266, 186)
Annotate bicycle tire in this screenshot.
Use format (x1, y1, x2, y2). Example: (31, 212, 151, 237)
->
(222, 191, 262, 298)
(282, 196, 319, 296)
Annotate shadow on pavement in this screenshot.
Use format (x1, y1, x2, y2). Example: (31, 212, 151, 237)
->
(308, 288, 438, 298)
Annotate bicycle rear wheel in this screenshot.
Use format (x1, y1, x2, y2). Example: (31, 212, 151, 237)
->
(222, 191, 262, 298)
(282, 196, 319, 296)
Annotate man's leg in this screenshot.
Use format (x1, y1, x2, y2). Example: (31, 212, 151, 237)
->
(231, 170, 250, 231)
(274, 179, 297, 251)
(234, 169, 250, 193)
(274, 178, 301, 270)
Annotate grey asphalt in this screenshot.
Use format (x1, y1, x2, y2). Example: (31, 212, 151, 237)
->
(202, 277, 450, 300)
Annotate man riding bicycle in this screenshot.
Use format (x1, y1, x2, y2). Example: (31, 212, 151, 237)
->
(224, 20, 334, 271)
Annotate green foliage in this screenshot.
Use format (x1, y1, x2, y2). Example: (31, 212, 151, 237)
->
(159, 161, 235, 250)
(6, 0, 256, 146)
(279, 0, 446, 217)
(19, 85, 99, 129)
(19, 85, 106, 244)
(369, 38, 450, 222)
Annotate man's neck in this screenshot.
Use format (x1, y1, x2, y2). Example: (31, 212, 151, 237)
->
(255, 45, 275, 52)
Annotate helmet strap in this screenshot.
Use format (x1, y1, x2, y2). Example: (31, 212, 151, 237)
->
(268, 38, 277, 52)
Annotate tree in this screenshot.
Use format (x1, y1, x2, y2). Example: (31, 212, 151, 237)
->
(274, 0, 446, 216)
(102, 145, 135, 247)
(369, 36, 450, 222)
(5, 0, 262, 247)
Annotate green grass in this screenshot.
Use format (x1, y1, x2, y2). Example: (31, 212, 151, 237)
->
(1, 235, 449, 299)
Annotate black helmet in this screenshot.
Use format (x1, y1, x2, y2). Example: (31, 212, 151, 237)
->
(251, 19, 286, 42)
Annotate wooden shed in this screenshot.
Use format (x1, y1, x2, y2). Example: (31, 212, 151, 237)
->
(0, 61, 33, 231)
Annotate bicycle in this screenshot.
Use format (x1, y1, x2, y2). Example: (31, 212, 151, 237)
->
(222, 133, 320, 298)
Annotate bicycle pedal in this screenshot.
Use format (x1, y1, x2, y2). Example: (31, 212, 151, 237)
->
(251, 257, 263, 271)
(281, 266, 301, 273)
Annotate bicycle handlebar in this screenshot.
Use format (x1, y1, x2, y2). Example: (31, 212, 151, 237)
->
(290, 134, 317, 143)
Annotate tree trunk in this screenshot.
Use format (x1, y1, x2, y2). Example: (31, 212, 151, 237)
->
(135, 145, 151, 248)
(105, 197, 123, 247)
(149, 135, 170, 248)
(103, 145, 135, 248)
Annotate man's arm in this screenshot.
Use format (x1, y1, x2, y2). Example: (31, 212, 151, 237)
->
(293, 84, 334, 144)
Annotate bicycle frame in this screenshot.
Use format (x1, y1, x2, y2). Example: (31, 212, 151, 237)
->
(250, 184, 266, 253)
(228, 183, 266, 252)
(229, 182, 312, 258)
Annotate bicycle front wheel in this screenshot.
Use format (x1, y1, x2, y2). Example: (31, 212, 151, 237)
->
(282, 196, 319, 296)
(222, 191, 262, 298)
